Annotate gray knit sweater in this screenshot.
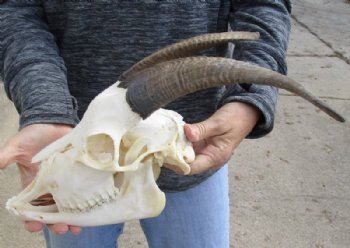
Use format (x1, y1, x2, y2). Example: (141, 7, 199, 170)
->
(0, 0, 291, 192)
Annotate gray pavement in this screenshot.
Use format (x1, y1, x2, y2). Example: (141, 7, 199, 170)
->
(1, 1, 349, 247)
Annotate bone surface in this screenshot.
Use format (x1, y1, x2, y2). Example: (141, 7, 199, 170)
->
(6, 84, 195, 226)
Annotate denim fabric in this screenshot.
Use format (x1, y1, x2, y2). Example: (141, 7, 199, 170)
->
(43, 166, 229, 248)
(44, 224, 124, 248)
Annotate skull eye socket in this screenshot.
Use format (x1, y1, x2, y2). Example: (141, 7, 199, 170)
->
(87, 133, 115, 163)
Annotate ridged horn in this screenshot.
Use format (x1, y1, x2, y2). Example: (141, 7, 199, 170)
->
(118, 31, 259, 87)
(124, 57, 345, 122)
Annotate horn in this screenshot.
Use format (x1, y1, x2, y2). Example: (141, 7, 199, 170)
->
(118, 31, 259, 87)
(124, 56, 345, 122)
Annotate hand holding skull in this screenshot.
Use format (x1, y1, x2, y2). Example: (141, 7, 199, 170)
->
(0, 124, 81, 235)
(184, 102, 260, 175)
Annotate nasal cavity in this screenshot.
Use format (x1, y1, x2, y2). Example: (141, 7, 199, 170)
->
(87, 133, 115, 163)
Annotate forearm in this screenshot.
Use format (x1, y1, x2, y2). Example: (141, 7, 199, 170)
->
(0, 1, 78, 128)
(221, 0, 291, 138)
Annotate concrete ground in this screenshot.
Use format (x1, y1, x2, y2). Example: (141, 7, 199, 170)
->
(0, 0, 349, 247)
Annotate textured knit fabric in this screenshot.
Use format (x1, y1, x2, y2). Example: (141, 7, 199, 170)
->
(0, 0, 291, 192)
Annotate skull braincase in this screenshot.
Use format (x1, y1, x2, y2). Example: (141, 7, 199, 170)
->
(6, 83, 195, 226)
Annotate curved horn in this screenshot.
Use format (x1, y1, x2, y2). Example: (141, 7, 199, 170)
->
(118, 32, 259, 86)
(124, 57, 345, 122)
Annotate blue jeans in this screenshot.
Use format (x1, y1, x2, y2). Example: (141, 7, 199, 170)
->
(44, 166, 229, 248)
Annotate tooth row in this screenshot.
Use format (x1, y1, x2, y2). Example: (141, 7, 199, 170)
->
(58, 188, 119, 213)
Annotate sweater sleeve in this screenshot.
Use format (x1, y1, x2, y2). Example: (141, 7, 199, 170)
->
(0, 1, 79, 129)
(219, 0, 291, 138)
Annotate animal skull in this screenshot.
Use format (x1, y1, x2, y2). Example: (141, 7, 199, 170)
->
(6, 84, 195, 226)
(6, 32, 345, 227)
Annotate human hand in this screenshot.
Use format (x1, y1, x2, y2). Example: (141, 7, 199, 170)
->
(184, 102, 260, 175)
(0, 123, 81, 235)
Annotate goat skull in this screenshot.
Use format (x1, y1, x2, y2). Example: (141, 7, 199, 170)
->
(6, 32, 345, 227)
(6, 85, 194, 226)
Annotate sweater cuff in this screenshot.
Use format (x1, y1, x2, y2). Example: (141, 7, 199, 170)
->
(5, 62, 79, 129)
(19, 95, 79, 129)
(20, 112, 79, 130)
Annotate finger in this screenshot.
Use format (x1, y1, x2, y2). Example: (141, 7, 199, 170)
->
(189, 153, 231, 175)
(47, 223, 69, 235)
(69, 226, 82, 235)
(164, 163, 185, 175)
(189, 153, 218, 175)
(0, 145, 19, 169)
(191, 140, 207, 154)
(24, 221, 44, 232)
(184, 118, 224, 143)
(189, 143, 232, 175)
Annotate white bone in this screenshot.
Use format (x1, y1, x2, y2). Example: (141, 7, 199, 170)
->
(6, 82, 195, 226)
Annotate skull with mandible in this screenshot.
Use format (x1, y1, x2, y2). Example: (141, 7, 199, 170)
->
(6, 32, 345, 226)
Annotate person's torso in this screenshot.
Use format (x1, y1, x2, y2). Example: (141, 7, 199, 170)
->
(43, 1, 233, 191)
(43, 0, 232, 122)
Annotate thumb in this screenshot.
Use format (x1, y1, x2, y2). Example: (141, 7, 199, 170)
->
(184, 118, 219, 142)
(0, 144, 19, 169)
